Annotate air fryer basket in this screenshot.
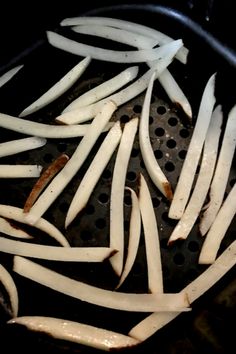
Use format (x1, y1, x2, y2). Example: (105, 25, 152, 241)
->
(0, 3, 235, 354)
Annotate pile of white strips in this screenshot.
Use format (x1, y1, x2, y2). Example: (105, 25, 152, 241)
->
(0, 15, 235, 351)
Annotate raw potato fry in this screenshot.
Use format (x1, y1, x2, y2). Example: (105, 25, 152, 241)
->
(24, 154, 69, 213)
(60, 16, 188, 63)
(13, 256, 190, 312)
(0, 137, 46, 158)
(56, 41, 183, 124)
(109, 118, 139, 276)
(19, 57, 91, 117)
(47, 31, 182, 64)
(0, 238, 115, 262)
(199, 183, 236, 264)
(139, 174, 163, 293)
(139, 71, 172, 200)
(169, 73, 216, 219)
(168, 105, 222, 244)
(0, 217, 32, 239)
(62, 66, 139, 112)
(25, 101, 117, 225)
(8, 316, 140, 351)
(0, 205, 69, 247)
(129, 240, 236, 341)
(200, 104, 236, 235)
(0, 65, 23, 88)
(0, 264, 18, 317)
(0, 165, 42, 178)
(0, 113, 113, 138)
(116, 188, 141, 289)
(65, 122, 122, 227)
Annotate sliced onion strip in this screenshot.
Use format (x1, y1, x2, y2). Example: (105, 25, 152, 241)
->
(139, 71, 172, 199)
(200, 104, 236, 236)
(65, 122, 122, 228)
(0, 137, 46, 158)
(25, 101, 117, 225)
(62, 66, 139, 112)
(109, 118, 139, 276)
(8, 316, 140, 351)
(0, 65, 23, 88)
(0, 165, 42, 178)
(199, 183, 236, 264)
(0, 217, 32, 239)
(139, 173, 163, 293)
(0, 205, 69, 247)
(13, 256, 190, 312)
(168, 105, 222, 244)
(169, 73, 216, 219)
(0, 264, 18, 317)
(129, 239, 236, 341)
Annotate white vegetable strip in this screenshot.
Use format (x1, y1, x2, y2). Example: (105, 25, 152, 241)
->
(19, 57, 91, 117)
(200, 104, 236, 236)
(0, 113, 112, 138)
(60, 16, 188, 63)
(0, 264, 18, 317)
(0, 65, 23, 88)
(168, 105, 222, 244)
(0, 137, 46, 158)
(47, 31, 182, 64)
(0, 205, 69, 247)
(116, 188, 141, 289)
(0, 165, 42, 178)
(109, 118, 139, 276)
(139, 71, 172, 200)
(56, 40, 183, 124)
(13, 256, 190, 312)
(169, 73, 216, 219)
(139, 174, 163, 293)
(25, 101, 117, 225)
(8, 316, 140, 351)
(0, 217, 32, 239)
(129, 239, 236, 341)
(62, 66, 139, 112)
(72, 24, 158, 49)
(65, 122, 122, 228)
(0, 238, 114, 262)
(199, 183, 236, 264)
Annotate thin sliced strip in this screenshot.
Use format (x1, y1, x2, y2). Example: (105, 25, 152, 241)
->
(56, 40, 183, 124)
(0, 165, 42, 178)
(139, 71, 172, 200)
(0, 264, 18, 317)
(116, 188, 141, 289)
(19, 57, 91, 117)
(0, 205, 69, 247)
(109, 118, 139, 276)
(0, 137, 46, 158)
(13, 256, 190, 312)
(8, 316, 140, 351)
(62, 66, 139, 112)
(25, 101, 117, 225)
(0, 113, 112, 138)
(65, 122, 122, 227)
(200, 104, 236, 236)
(168, 105, 223, 244)
(129, 239, 236, 341)
(60, 16, 188, 63)
(24, 154, 69, 213)
(0, 217, 32, 239)
(0, 65, 23, 88)
(72, 24, 158, 49)
(139, 174, 163, 293)
(199, 183, 236, 264)
(47, 31, 182, 64)
(0, 238, 114, 262)
(169, 73, 216, 219)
